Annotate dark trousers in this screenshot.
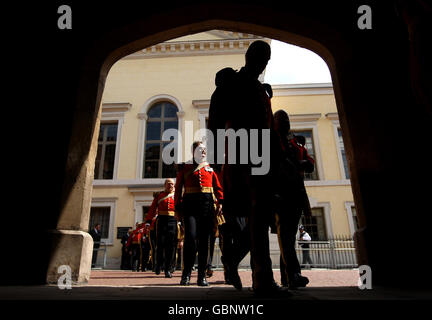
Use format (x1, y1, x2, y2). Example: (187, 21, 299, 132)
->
(276, 206, 302, 283)
(182, 193, 215, 277)
(91, 244, 100, 267)
(130, 244, 141, 271)
(141, 240, 151, 270)
(219, 216, 250, 270)
(156, 215, 177, 272)
(249, 178, 275, 289)
(302, 248, 313, 265)
(121, 246, 131, 270)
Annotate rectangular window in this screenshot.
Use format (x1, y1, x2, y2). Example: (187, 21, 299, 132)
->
(351, 206, 359, 232)
(293, 130, 318, 180)
(142, 206, 150, 223)
(337, 128, 350, 179)
(89, 206, 111, 239)
(301, 208, 327, 240)
(94, 122, 118, 179)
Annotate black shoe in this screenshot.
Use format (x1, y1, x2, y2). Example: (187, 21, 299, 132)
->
(289, 273, 309, 289)
(165, 271, 172, 278)
(180, 275, 190, 286)
(197, 276, 209, 286)
(155, 266, 161, 275)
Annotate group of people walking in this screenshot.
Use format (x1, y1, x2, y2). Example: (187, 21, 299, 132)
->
(119, 40, 315, 296)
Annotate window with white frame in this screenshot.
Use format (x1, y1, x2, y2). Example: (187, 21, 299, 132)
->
(301, 207, 327, 240)
(337, 128, 350, 179)
(89, 207, 111, 240)
(94, 122, 118, 179)
(143, 102, 178, 178)
(90, 199, 116, 244)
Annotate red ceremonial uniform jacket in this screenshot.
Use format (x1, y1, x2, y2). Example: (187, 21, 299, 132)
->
(146, 191, 176, 223)
(126, 228, 142, 248)
(288, 137, 315, 174)
(174, 161, 223, 208)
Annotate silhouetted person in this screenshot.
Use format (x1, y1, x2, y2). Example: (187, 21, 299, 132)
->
(89, 223, 102, 268)
(273, 109, 314, 288)
(299, 225, 313, 267)
(121, 228, 133, 270)
(208, 40, 284, 295)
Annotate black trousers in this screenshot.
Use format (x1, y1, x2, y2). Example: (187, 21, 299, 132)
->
(121, 246, 131, 270)
(141, 240, 151, 270)
(276, 205, 303, 283)
(91, 244, 100, 267)
(249, 176, 275, 289)
(156, 215, 177, 272)
(182, 193, 215, 277)
(219, 215, 250, 270)
(302, 248, 313, 265)
(130, 244, 141, 271)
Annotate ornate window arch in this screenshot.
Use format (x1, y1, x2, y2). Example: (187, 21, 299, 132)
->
(137, 95, 184, 179)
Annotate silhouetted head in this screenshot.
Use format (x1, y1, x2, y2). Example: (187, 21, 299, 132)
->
(273, 110, 291, 134)
(245, 40, 271, 78)
(94, 223, 101, 231)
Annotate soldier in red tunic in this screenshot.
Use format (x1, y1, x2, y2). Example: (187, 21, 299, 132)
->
(126, 223, 144, 272)
(174, 141, 223, 286)
(145, 179, 177, 278)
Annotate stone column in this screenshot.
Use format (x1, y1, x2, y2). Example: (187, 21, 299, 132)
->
(46, 97, 103, 284)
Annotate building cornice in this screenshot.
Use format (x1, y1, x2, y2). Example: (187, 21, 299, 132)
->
(273, 83, 333, 96)
(325, 112, 339, 121)
(289, 113, 322, 122)
(192, 100, 210, 109)
(102, 103, 132, 113)
(123, 35, 269, 60)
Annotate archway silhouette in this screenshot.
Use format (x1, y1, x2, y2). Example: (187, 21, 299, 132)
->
(27, 2, 430, 289)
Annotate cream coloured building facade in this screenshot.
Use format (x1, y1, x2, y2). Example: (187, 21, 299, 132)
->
(91, 30, 357, 268)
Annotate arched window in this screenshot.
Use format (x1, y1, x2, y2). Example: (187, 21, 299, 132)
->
(143, 101, 178, 178)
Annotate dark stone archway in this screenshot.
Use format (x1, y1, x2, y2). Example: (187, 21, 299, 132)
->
(5, 1, 431, 288)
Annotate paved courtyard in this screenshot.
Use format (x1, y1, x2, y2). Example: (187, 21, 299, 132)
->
(87, 269, 360, 287)
(1, 268, 431, 302)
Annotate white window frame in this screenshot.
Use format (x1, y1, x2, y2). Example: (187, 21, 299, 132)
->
(133, 195, 155, 225)
(289, 113, 325, 182)
(345, 201, 357, 237)
(314, 202, 334, 239)
(97, 103, 131, 180)
(327, 112, 350, 182)
(137, 94, 184, 183)
(90, 197, 117, 245)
